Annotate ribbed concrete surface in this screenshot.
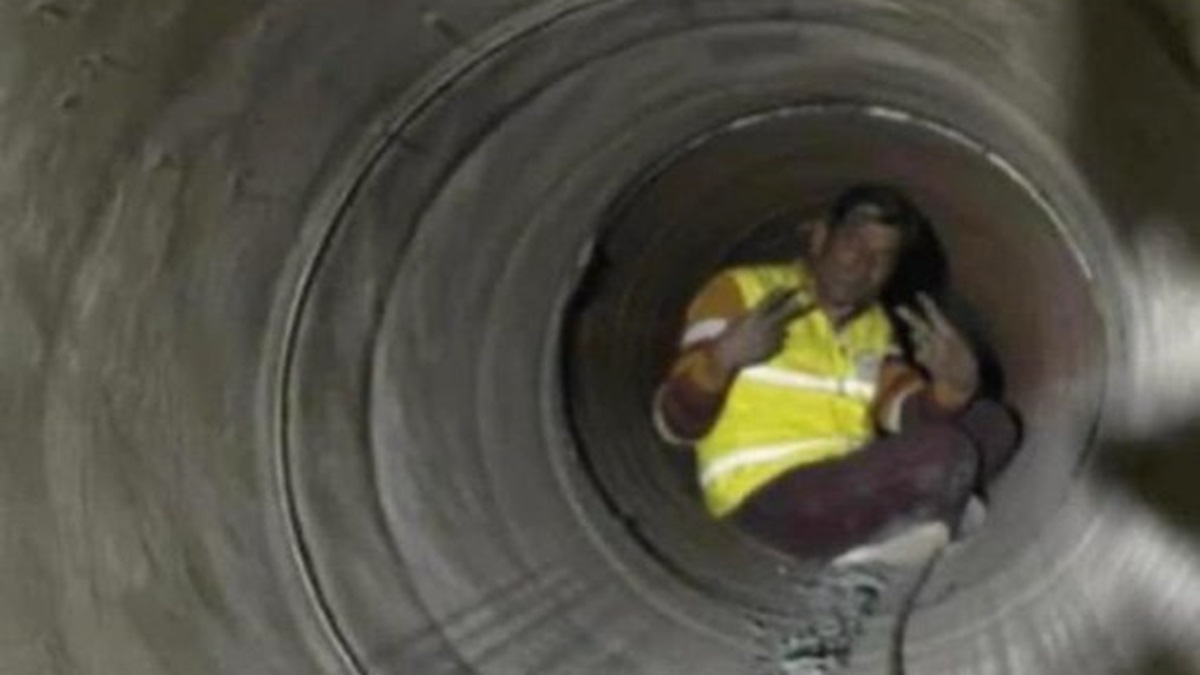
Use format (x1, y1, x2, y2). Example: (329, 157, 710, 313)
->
(2, 1, 1199, 674)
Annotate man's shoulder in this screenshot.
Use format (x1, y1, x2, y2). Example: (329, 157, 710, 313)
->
(696, 262, 813, 310)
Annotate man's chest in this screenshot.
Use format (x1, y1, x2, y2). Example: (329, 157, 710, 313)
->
(775, 316, 891, 384)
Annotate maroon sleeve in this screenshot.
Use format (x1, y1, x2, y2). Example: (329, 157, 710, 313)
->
(654, 346, 735, 443)
(653, 273, 746, 444)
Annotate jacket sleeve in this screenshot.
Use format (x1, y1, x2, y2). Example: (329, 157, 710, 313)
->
(652, 272, 747, 445)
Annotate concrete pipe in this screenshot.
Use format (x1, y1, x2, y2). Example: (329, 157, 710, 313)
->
(4, 1, 1200, 674)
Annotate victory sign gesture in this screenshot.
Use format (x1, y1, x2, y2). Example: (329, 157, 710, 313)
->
(895, 293, 980, 406)
(712, 288, 813, 373)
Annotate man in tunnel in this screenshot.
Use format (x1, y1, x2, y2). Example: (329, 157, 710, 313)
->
(652, 184, 1019, 671)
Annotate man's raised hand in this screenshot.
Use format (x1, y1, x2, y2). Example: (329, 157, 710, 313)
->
(896, 293, 980, 406)
(712, 288, 812, 372)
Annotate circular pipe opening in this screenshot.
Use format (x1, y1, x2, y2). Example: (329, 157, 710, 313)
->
(565, 103, 1105, 610)
(281, 12, 1130, 670)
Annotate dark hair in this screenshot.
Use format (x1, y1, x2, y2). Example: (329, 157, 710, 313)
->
(828, 183, 924, 247)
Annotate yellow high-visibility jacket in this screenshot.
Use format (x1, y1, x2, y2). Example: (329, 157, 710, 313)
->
(695, 264, 896, 517)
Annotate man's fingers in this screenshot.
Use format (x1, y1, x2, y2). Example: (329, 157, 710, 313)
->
(754, 288, 808, 324)
(753, 288, 796, 316)
(916, 293, 957, 337)
(766, 293, 813, 325)
(896, 305, 935, 338)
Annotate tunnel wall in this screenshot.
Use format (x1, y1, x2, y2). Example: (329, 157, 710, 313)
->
(2, 1, 1199, 674)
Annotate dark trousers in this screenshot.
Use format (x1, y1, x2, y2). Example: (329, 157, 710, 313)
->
(732, 400, 1019, 561)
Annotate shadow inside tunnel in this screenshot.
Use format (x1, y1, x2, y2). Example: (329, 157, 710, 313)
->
(1073, 1, 1200, 671)
(1071, 0, 1200, 252)
(1095, 418, 1200, 540)
(1073, 0, 1200, 531)
(1128, 642, 1198, 675)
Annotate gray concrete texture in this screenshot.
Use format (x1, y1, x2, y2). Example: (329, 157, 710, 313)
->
(2, 0, 1200, 674)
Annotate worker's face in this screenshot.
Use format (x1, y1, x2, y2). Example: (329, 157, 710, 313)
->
(810, 208, 905, 317)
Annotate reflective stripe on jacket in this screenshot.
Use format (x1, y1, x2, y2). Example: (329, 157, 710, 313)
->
(696, 263, 895, 516)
